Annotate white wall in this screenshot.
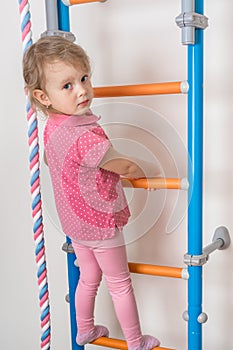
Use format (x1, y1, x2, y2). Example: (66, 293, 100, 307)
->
(1, 1, 233, 349)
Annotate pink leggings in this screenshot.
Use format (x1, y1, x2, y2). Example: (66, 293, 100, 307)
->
(72, 233, 142, 348)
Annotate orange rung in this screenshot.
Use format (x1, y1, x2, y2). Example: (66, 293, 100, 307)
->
(66, 0, 105, 5)
(93, 81, 186, 98)
(92, 336, 175, 350)
(128, 262, 184, 279)
(121, 177, 187, 190)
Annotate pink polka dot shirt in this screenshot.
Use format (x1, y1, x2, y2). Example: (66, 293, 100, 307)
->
(44, 111, 130, 241)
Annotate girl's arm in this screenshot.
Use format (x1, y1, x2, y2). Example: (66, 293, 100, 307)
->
(99, 147, 162, 178)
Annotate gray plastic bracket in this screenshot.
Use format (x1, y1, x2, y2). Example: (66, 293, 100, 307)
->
(184, 226, 230, 267)
(175, 11, 208, 45)
(176, 12, 208, 30)
(212, 226, 231, 250)
(62, 242, 75, 254)
(184, 252, 208, 267)
(41, 30, 76, 42)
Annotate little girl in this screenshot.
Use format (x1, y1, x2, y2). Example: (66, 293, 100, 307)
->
(23, 36, 161, 349)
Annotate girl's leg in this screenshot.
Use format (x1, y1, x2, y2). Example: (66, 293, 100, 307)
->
(93, 240, 160, 349)
(72, 241, 109, 345)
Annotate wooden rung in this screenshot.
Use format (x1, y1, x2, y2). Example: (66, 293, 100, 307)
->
(92, 336, 175, 350)
(128, 262, 186, 279)
(121, 177, 188, 190)
(93, 81, 188, 98)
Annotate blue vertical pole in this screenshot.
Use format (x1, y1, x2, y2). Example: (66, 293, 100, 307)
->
(57, 0, 71, 32)
(65, 237, 83, 350)
(187, 0, 204, 349)
(56, 2, 83, 349)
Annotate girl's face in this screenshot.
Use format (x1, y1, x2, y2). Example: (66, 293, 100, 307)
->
(34, 60, 93, 116)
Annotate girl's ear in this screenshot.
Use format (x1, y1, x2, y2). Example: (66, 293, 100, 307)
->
(33, 89, 51, 107)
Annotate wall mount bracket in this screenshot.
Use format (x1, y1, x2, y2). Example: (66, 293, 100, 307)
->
(175, 11, 208, 45)
(176, 12, 208, 30)
(41, 29, 76, 41)
(184, 226, 230, 267)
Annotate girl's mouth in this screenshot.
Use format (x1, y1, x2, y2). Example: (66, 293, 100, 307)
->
(78, 99, 89, 107)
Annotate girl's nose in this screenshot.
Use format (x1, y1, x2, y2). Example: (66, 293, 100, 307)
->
(77, 84, 87, 97)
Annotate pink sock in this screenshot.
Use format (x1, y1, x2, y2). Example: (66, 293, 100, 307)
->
(76, 325, 109, 345)
(129, 335, 160, 350)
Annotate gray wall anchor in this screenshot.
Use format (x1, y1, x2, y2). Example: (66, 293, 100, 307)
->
(211, 226, 231, 250)
(184, 226, 230, 266)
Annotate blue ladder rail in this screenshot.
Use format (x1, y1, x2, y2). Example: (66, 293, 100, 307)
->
(187, 1, 204, 349)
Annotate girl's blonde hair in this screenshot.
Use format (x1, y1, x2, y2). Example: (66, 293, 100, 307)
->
(23, 36, 91, 114)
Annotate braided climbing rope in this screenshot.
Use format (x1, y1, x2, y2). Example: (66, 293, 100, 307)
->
(18, 1, 51, 349)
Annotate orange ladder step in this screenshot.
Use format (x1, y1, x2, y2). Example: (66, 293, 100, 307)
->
(94, 81, 188, 98)
(64, 0, 106, 5)
(121, 177, 188, 190)
(128, 262, 188, 279)
(92, 336, 175, 350)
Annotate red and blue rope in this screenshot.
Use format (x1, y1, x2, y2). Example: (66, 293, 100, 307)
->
(18, 1, 51, 349)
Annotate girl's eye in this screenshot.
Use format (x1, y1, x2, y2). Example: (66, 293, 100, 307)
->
(63, 83, 72, 90)
(81, 75, 88, 83)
